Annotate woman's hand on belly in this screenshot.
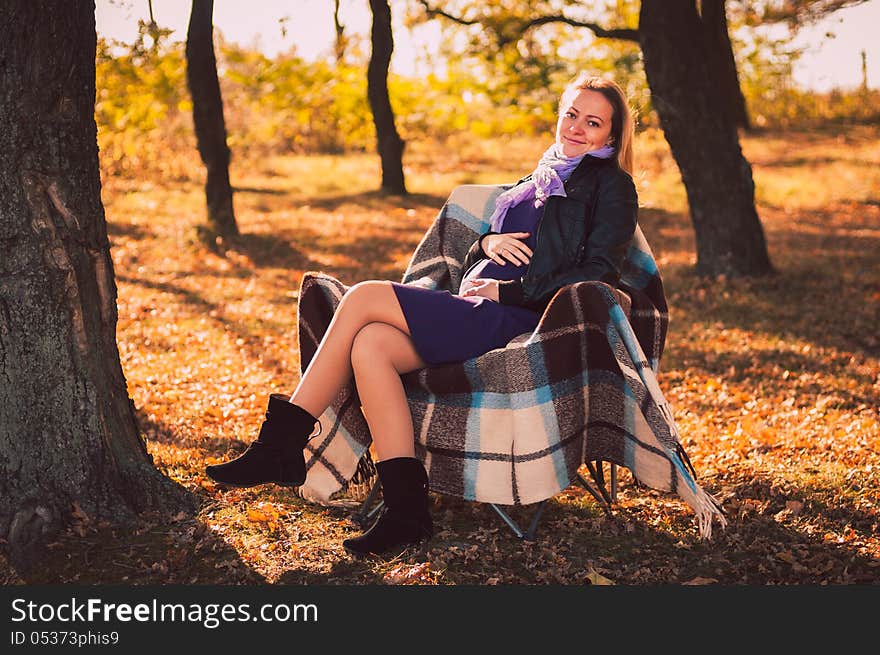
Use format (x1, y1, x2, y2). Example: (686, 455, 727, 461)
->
(483, 232, 532, 266)
(461, 278, 500, 302)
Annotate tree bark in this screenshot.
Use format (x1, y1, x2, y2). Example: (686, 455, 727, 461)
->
(639, 0, 773, 277)
(186, 0, 238, 238)
(702, 0, 750, 130)
(368, 0, 407, 195)
(0, 0, 192, 569)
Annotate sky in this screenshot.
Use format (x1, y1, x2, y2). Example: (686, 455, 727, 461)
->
(95, 0, 880, 91)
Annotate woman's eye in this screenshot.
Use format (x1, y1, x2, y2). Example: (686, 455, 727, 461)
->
(588, 121, 599, 128)
(565, 111, 576, 118)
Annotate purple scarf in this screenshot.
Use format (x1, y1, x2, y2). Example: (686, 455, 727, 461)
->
(489, 142, 616, 232)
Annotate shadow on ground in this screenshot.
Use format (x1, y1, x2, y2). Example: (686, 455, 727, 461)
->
(643, 202, 879, 358)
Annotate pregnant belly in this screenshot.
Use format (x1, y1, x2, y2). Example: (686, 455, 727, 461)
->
(458, 258, 527, 296)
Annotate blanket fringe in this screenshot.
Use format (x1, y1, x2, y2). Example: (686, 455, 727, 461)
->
(600, 336, 723, 535)
(692, 485, 728, 540)
(661, 403, 725, 539)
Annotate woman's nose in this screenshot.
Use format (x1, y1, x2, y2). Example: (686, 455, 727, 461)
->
(568, 121, 584, 133)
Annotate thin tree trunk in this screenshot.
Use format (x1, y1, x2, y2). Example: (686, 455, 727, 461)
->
(639, 0, 773, 277)
(0, 0, 192, 568)
(368, 0, 407, 195)
(702, 0, 750, 130)
(334, 0, 347, 64)
(186, 0, 238, 238)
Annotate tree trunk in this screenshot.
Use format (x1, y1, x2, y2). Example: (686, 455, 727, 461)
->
(186, 0, 238, 238)
(334, 0, 347, 64)
(0, 0, 192, 569)
(702, 0, 750, 130)
(639, 0, 773, 277)
(368, 0, 407, 195)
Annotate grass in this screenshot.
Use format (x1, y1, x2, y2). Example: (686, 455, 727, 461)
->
(2, 126, 878, 585)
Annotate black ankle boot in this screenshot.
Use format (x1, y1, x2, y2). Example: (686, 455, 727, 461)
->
(205, 394, 319, 488)
(343, 457, 433, 558)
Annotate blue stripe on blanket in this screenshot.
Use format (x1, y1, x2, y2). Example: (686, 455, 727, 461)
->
(445, 202, 489, 234)
(531, 383, 570, 492)
(535, 381, 552, 406)
(621, 246, 658, 290)
(670, 450, 697, 494)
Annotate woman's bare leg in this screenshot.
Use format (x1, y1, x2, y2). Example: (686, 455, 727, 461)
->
(350, 322, 426, 460)
(343, 323, 432, 558)
(290, 280, 413, 418)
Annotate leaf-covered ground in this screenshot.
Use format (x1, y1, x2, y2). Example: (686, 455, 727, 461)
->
(3, 127, 878, 585)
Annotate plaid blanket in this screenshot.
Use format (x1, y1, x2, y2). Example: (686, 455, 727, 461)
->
(296, 184, 726, 538)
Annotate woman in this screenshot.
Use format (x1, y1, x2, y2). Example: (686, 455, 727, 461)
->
(206, 72, 639, 558)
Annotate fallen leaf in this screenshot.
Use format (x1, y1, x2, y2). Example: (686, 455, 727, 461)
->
(247, 508, 270, 523)
(776, 550, 798, 565)
(585, 568, 614, 585)
(383, 562, 432, 585)
(683, 576, 718, 585)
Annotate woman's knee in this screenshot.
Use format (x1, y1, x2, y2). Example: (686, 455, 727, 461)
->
(350, 323, 389, 371)
(350, 322, 423, 373)
(337, 280, 403, 329)
(335, 280, 386, 319)
(344, 280, 390, 306)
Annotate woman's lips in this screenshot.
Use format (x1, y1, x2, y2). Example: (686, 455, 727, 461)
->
(564, 136, 586, 145)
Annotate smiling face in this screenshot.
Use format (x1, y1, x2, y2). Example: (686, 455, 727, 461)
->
(555, 89, 615, 158)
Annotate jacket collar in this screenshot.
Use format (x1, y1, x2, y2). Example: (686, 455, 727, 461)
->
(564, 154, 615, 198)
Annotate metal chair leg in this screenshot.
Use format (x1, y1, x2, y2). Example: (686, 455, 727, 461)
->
(488, 501, 547, 541)
(610, 461, 618, 503)
(578, 460, 618, 516)
(583, 464, 612, 506)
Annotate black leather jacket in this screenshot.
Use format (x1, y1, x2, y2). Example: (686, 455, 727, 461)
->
(460, 154, 639, 313)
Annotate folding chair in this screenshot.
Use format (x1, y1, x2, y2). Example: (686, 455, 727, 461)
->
(296, 184, 724, 541)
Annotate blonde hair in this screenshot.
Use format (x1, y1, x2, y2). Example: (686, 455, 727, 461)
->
(559, 73, 635, 175)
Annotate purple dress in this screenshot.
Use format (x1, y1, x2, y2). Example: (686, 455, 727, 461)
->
(391, 199, 542, 365)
